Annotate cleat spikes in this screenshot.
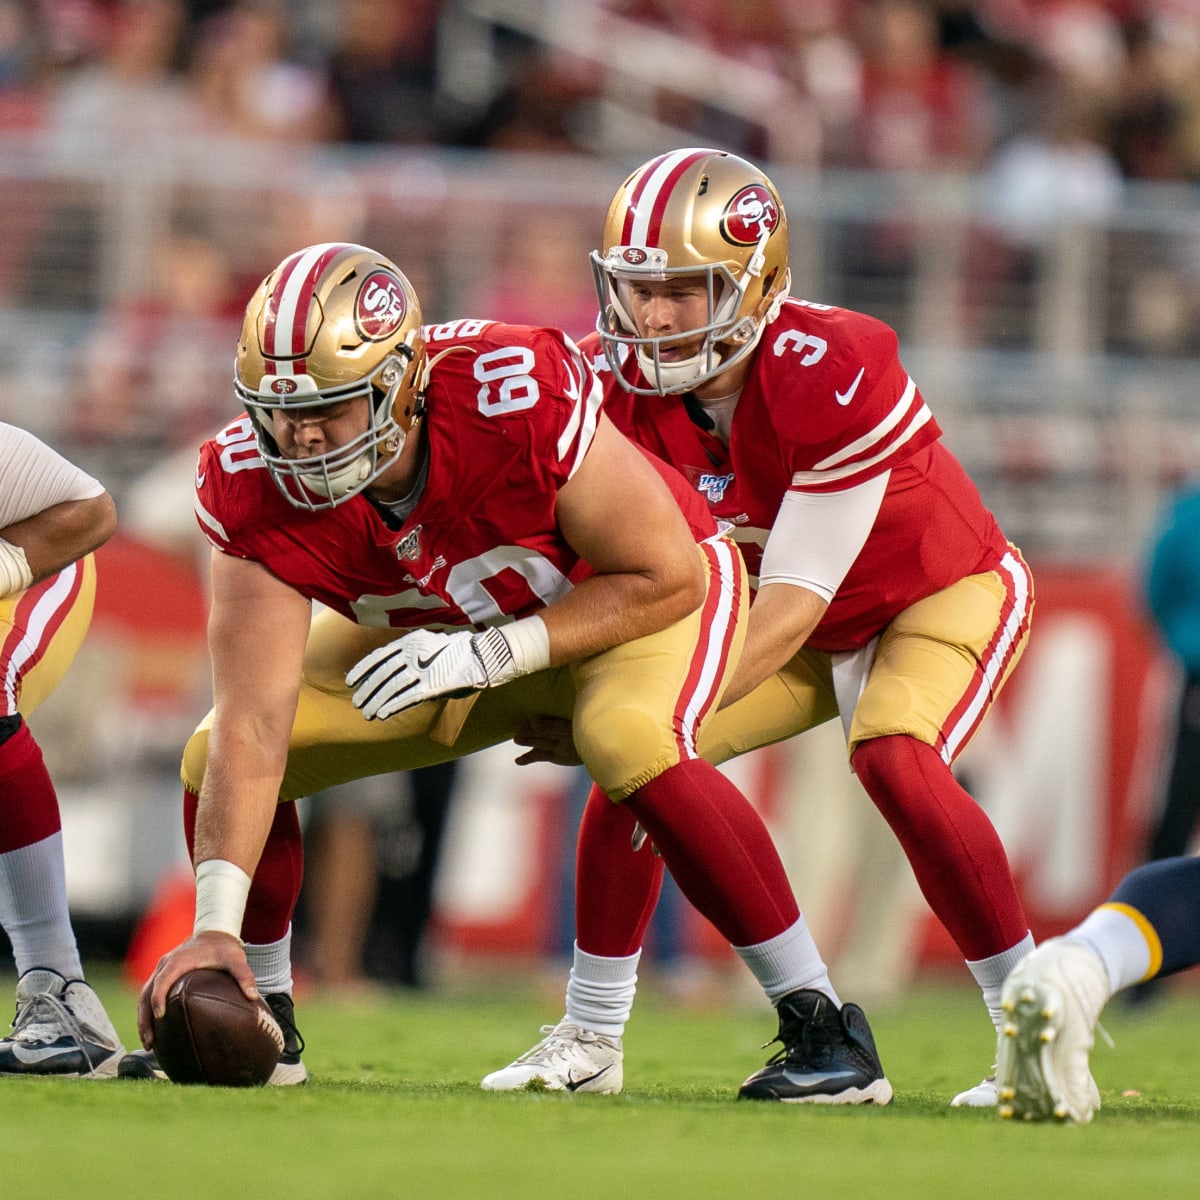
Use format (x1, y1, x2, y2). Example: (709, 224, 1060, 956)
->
(993, 939, 1109, 1124)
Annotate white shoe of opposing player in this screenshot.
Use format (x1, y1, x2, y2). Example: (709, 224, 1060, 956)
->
(950, 1073, 998, 1107)
(996, 938, 1108, 1123)
(481, 1019, 623, 1094)
(0, 969, 125, 1078)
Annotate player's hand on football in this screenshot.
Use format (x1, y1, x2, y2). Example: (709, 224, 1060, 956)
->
(137, 932, 257, 1050)
(513, 716, 582, 766)
(347, 628, 494, 720)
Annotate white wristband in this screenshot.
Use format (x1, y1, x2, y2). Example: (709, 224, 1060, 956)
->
(193, 858, 252, 939)
(498, 615, 551, 676)
(0, 537, 33, 598)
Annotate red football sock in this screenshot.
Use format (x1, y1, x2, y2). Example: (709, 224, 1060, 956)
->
(575, 781, 664, 957)
(183, 787, 303, 944)
(0, 720, 61, 853)
(851, 733, 1028, 960)
(622, 758, 799, 947)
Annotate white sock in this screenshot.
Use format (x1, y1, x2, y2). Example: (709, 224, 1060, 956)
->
(564, 944, 639, 1037)
(0, 834, 83, 979)
(245, 925, 294, 996)
(733, 915, 839, 1007)
(1068, 907, 1151, 994)
(967, 930, 1035, 1033)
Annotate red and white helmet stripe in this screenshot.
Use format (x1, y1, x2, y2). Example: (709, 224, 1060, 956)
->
(261, 242, 351, 381)
(620, 148, 710, 250)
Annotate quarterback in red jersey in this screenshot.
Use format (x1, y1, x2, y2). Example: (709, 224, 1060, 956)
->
(491, 148, 1048, 1107)
(127, 242, 891, 1103)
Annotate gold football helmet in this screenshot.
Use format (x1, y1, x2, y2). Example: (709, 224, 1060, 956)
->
(235, 242, 427, 510)
(591, 148, 791, 394)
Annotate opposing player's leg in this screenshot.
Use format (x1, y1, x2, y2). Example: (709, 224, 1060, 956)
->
(485, 538, 890, 1103)
(998, 855, 1200, 1123)
(845, 549, 1037, 1106)
(0, 559, 124, 1078)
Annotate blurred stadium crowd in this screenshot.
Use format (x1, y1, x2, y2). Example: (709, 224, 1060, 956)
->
(3, 0, 1200, 175)
(0, 0, 1197, 559)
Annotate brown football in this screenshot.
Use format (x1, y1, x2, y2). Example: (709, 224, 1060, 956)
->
(152, 968, 283, 1087)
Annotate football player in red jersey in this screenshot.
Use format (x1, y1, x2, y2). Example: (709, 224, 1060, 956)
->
(490, 147, 1049, 1107)
(126, 242, 892, 1103)
(0, 423, 125, 1077)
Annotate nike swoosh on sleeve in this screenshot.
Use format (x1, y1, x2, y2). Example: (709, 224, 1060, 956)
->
(835, 367, 865, 406)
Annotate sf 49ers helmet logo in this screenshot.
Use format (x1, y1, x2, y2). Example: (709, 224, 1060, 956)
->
(621, 247, 648, 265)
(355, 271, 409, 340)
(721, 185, 780, 246)
(270, 377, 298, 395)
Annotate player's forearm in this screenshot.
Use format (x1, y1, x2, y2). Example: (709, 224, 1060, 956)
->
(191, 729, 287, 881)
(0, 492, 116, 584)
(540, 553, 705, 665)
(719, 582, 827, 706)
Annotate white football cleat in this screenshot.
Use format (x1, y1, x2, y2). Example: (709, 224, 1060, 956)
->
(0, 968, 125, 1078)
(995, 938, 1108, 1123)
(481, 1019, 623, 1094)
(950, 1073, 998, 1107)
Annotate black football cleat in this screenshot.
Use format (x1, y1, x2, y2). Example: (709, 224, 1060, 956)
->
(118, 990, 307, 1084)
(738, 989, 893, 1104)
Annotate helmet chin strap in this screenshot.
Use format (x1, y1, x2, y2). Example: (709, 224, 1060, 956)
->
(638, 345, 727, 394)
(300, 454, 373, 501)
(305, 417, 416, 500)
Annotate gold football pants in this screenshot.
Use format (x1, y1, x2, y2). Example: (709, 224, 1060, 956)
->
(182, 537, 747, 803)
(700, 548, 1033, 767)
(0, 554, 96, 718)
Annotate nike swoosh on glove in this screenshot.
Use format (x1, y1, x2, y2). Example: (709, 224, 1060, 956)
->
(346, 627, 516, 721)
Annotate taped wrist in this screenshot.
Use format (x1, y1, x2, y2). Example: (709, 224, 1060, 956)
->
(471, 615, 551, 686)
(193, 858, 252, 939)
(0, 537, 33, 598)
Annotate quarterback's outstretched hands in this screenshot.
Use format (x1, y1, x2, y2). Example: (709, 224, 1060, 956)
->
(347, 626, 516, 720)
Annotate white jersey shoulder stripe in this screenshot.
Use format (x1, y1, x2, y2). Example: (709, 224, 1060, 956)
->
(556, 340, 604, 478)
(814, 375, 917, 471)
(194, 492, 229, 545)
(792, 402, 933, 488)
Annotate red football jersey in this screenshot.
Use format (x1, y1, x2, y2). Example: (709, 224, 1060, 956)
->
(592, 299, 1013, 651)
(194, 320, 715, 630)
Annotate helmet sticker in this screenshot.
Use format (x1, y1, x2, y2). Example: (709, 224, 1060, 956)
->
(269, 377, 299, 395)
(721, 185, 779, 246)
(355, 270, 409, 341)
(622, 247, 649, 265)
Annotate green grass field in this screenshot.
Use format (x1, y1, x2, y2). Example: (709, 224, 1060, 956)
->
(1, 966, 1196, 1199)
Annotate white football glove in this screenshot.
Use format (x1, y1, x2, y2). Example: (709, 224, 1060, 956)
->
(347, 627, 518, 721)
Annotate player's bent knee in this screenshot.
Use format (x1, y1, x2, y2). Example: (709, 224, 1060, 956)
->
(852, 675, 940, 745)
(574, 704, 679, 800)
(181, 723, 212, 794)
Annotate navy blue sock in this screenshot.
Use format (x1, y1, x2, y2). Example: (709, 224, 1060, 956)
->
(1110, 856, 1200, 978)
